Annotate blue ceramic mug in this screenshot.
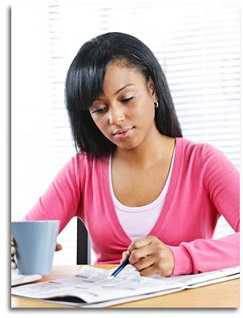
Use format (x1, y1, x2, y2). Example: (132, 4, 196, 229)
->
(11, 220, 59, 275)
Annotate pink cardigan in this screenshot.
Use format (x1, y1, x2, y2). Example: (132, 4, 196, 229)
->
(25, 138, 240, 275)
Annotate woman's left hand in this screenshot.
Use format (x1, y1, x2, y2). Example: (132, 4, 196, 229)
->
(126, 235, 175, 277)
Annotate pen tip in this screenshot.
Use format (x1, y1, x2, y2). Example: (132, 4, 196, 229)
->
(107, 276, 114, 280)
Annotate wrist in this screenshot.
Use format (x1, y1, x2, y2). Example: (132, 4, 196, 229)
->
(168, 245, 193, 276)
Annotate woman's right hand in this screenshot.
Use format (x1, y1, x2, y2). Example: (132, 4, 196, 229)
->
(10, 237, 63, 270)
(11, 237, 17, 269)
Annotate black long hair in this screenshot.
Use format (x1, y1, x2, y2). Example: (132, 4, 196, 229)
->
(65, 32, 182, 157)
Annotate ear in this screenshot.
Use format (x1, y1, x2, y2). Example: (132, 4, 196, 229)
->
(146, 78, 156, 98)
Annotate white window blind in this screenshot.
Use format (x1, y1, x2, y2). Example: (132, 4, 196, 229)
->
(47, 0, 240, 167)
(12, 0, 240, 266)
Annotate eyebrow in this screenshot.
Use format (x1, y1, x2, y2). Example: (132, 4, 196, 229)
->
(93, 84, 135, 105)
(114, 83, 135, 95)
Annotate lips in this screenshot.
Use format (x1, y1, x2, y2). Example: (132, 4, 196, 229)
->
(112, 126, 134, 136)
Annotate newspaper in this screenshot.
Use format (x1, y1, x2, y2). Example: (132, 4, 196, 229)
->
(11, 265, 240, 307)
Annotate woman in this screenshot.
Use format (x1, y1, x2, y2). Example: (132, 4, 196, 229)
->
(13, 32, 239, 277)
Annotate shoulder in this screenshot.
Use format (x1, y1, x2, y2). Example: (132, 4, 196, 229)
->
(63, 152, 108, 178)
(177, 137, 226, 163)
(53, 152, 108, 192)
(176, 137, 238, 178)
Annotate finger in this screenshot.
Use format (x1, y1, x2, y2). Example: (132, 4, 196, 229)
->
(128, 236, 154, 251)
(133, 255, 155, 271)
(11, 246, 16, 256)
(55, 243, 63, 251)
(11, 260, 17, 270)
(120, 251, 130, 263)
(140, 265, 157, 277)
(11, 237, 16, 247)
(129, 244, 153, 264)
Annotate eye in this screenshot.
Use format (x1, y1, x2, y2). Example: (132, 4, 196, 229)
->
(122, 97, 134, 103)
(91, 107, 106, 114)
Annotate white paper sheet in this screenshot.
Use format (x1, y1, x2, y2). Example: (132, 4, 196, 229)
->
(11, 269, 42, 287)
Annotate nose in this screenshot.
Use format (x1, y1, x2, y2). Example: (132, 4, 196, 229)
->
(108, 105, 125, 125)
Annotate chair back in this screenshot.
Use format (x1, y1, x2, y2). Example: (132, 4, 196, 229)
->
(77, 218, 90, 264)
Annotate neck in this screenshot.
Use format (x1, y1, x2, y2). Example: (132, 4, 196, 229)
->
(114, 127, 175, 169)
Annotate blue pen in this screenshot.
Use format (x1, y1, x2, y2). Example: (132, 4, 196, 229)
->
(111, 255, 130, 277)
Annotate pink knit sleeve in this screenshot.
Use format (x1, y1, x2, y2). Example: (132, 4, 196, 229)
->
(170, 145, 240, 275)
(24, 155, 82, 232)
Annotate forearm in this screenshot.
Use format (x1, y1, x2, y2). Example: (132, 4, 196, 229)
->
(169, 232, 240, 276)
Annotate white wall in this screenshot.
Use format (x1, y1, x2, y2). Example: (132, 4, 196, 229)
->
(11, 3, 77, 265)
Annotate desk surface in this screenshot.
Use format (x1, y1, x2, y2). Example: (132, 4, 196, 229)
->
(11, 265, 240, 308)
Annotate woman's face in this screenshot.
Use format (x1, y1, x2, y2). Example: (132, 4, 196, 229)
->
(89, 61, 157, 150)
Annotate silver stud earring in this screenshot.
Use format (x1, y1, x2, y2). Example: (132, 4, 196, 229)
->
(154, 101, 159, 108)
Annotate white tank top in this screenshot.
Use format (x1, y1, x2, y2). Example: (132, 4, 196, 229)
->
(109, 151, 175, 240)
